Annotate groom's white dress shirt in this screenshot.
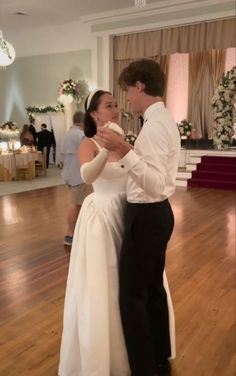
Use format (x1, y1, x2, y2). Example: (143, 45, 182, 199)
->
(119, 102, 180, 203)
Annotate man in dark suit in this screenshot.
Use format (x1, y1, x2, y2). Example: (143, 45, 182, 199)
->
(29, 120, 37, 146)
(37, 123, 56, 168)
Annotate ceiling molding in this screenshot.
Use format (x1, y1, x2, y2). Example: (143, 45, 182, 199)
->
(91, 13, 235, 37)
(88, 1, 235, 37)
(81, 0, 234, 24)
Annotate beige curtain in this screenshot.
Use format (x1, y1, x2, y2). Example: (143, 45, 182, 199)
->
(114, 18, 235, 59)
(153, 55, 170, 104)
(113, 56, 170, 134)
(113, 18, 234, 136)
(188, 49, 226, 139)
(113, 59, 135, 134)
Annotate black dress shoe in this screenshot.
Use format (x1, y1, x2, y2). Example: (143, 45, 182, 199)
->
(156, 359, 171, 376)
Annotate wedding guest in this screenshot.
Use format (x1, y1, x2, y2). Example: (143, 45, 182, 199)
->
(29, 120, 37, 146)
(37, 124, 56, 168)
(61, 111, 92, 246)
(20, 124, 34, 146)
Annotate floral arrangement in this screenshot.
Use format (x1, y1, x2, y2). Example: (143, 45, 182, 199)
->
(58, 79, 81, 103)
(124, 131, 137, 146)
(177, 119, 192, 137)
(0, 121, 20, 141)
(212, 66, 236, 148)
(121, 109, 133, 120)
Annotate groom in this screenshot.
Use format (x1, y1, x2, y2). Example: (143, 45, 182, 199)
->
(97, 59, 180, 376)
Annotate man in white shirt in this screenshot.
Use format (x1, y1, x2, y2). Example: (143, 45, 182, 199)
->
(97, 59, 180, 376)
(61, 111, 92, 246)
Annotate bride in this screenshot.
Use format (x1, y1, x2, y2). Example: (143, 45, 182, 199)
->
(58, 90, 175, 376)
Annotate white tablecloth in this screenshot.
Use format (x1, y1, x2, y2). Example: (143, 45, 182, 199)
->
(0, 151, 42, 181)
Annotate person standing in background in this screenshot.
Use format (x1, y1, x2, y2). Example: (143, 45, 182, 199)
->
(20, 124, 34, 146)
(29, 120, 37, 146)
(61, 111, 92, 247)
(37, 124, 56, 168)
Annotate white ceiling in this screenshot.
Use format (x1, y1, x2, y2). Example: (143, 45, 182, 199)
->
(0, 0, 232, 57)
(0, 0, 210, 32)
(0, 0, 161, 30)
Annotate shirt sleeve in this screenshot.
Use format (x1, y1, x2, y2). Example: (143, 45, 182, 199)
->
(118, 122, 170, 198)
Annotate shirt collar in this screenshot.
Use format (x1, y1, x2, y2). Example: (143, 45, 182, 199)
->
(143, 101, 165, 123)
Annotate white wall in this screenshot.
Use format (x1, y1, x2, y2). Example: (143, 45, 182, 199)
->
(0, 49, 92, 126)
(0, 21, 93, 126)
(6, 21, 92, 58)
(1, 0, 234, 126)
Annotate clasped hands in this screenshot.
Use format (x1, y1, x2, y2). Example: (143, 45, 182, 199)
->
(96, 122, 132, 158)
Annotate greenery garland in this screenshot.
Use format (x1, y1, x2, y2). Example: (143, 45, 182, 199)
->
(212, 66, 236, 148)
(26, 105, 64, 122)
(26, 104, 64, 115)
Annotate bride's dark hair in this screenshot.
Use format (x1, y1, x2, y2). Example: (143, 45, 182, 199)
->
(84, 90, 111, 137)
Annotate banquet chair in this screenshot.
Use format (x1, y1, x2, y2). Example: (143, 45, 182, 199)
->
(35, 147, 47, 176)
(13, 152, 32, 180)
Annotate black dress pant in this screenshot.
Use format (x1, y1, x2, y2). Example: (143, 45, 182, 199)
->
(119, 200, 174, 376)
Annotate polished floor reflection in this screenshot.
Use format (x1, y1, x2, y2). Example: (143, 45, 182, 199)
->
(0, 186, 235, 376)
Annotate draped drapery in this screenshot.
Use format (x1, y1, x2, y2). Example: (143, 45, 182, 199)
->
(113, 18, 235, 137)
(114, 18, 235, 59)
(188, 49, 226, 139)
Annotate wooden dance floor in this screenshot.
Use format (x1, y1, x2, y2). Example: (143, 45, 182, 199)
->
(0, 185, 235, 376)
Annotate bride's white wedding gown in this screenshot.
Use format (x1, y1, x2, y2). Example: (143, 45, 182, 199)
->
(59, 146, 176, 376)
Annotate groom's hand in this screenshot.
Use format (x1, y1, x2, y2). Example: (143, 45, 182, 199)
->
(97, 127, 132, 157)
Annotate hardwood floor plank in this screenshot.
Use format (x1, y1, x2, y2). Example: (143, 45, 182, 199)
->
(0, 186, 235, 375)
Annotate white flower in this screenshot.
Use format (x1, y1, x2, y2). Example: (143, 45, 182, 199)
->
(212, 66, 235, 147)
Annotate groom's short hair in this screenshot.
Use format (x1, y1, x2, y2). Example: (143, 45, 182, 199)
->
(118, 58, 165, 97)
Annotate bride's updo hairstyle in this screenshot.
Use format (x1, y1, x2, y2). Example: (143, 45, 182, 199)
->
(84, 89, 111, 137)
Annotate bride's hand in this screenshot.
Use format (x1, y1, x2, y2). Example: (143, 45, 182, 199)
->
(96, 127, 120, 151)
(97, 127, 132, 157)
(103, 122, 124, 136)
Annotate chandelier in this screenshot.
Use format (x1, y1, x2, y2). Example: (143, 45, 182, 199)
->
(135, 0, 146, 7)
(0, 30, 16, 67)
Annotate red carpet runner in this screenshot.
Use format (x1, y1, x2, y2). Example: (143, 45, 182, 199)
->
(187, 156, 236, 191)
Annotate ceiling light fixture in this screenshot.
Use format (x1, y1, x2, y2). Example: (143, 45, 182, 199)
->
(135, 0, 146, 8)
(0, 30, 16, 67)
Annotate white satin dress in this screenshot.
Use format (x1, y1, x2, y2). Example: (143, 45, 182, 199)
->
(59, 140, 176, 376)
